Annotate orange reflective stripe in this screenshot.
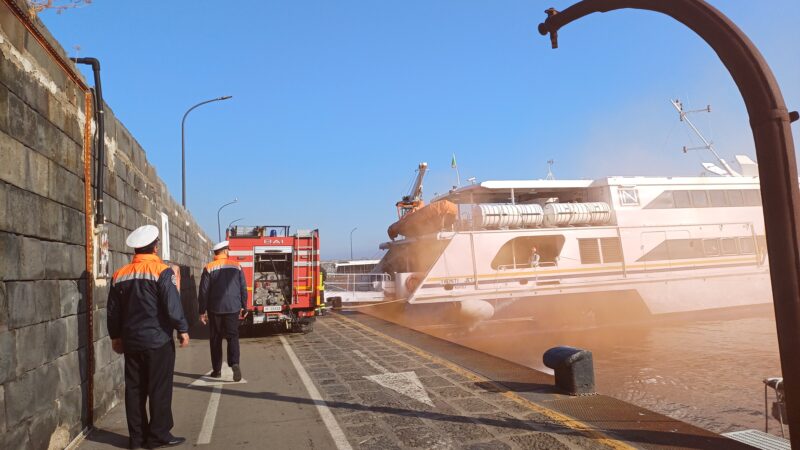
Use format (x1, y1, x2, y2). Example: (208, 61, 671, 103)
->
(113, 254, 168, 284)
(114, 272, 158, 283)
(205, 258, 241, 272)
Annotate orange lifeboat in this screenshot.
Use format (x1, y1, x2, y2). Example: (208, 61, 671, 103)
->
(387, 200, 458, 240)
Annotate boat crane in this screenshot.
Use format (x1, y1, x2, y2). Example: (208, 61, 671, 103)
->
(396, 162, 428, 219)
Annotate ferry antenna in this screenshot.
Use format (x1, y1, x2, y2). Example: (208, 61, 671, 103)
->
(671, 99, 739, 176)
(546, 159, 555, 180)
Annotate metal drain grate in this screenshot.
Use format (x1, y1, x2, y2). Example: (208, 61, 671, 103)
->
(722, 430, 790, 450)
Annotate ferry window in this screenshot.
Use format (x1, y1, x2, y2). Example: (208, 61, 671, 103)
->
(618, 188, 639, 206)
(674, 190, 692, 208)
(727, 190, 744, 207)
(739, 237, 756, 254)
(578, 239, 601, 264)
(645, 191, 675, 209)
(703, 238, 721, 256)
(640, 240, 670, 261)
(721, 238, 739, 255)
(666, 239, 705, 260)
(490, 235, 565, 269)
(709, 190, 727, 207)
(691, 190, 709, 207)
(742, 190, 762, 206)
(600, 237, 623, 263)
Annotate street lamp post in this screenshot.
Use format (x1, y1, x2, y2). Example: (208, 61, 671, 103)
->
(537, 0, 800, 442)
(181, 95, 232, 208)
(228, 217, 245, 229)
(217, 198, 237, 242)
(226, 217, 245, 239)
(349, 227, 358, 260)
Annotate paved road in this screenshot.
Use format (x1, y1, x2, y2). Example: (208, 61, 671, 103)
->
(80, 327, 337, 449)
(79, 314, 634, 449)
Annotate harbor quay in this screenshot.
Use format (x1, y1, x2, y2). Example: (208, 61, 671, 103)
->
(77, 312, 750, 450)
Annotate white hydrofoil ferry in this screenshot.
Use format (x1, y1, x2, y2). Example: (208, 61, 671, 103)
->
(375, 155, 771, 327)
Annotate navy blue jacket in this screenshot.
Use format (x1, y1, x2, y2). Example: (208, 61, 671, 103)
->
(107, 253, 189, 353)
(198, 255, 248, 315)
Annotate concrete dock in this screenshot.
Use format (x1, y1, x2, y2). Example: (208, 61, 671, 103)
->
(78, 312, 753, 450)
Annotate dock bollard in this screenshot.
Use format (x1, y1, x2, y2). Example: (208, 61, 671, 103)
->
(543, 346, 596, 395)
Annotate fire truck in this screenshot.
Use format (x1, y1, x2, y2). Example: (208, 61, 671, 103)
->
(226, 225, 321, 333)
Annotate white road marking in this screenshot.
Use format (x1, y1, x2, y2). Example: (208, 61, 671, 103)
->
(352, 350, 388, 373)
(280, 336, 353, 450)
(192, 364, 246, 445)
(353, 350, 434, 406)
(197, 385, 222, 445)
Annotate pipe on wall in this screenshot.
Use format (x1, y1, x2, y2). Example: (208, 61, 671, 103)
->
(71, 57, 106, 226)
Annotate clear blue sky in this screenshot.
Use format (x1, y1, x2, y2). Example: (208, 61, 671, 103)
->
(40, 0, 799, 260)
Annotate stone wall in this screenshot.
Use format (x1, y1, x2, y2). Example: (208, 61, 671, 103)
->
(0, 3, 211, 448)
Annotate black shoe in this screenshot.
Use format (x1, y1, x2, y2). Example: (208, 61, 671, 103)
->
(129, 438, 144, 449)
(146, 436, 186, 448)
(232, 364, 242, 382)
(209, 370, 221, 378)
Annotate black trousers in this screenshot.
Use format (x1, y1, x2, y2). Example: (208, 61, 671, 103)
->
(124, 341, 175, 444)
(209, 312, 240, 371)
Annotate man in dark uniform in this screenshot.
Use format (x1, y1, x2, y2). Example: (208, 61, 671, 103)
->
(198, 240, 247, 381)
(107, 225, 189, 449)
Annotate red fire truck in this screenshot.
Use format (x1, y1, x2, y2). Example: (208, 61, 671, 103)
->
(226, 225, 321, 333)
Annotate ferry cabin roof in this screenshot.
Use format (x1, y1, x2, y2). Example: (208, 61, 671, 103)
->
(415, 175, 766, 236)
(433, 176, 762, 205)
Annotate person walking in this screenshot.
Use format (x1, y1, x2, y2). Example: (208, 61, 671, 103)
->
(198, 240, 247, 381)
(107, 225, 189, 449)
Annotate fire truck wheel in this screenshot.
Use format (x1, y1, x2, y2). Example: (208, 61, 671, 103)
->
(291, 318, 313, 334)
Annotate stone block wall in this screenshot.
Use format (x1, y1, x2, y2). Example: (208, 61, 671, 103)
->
(0, 3, 211, 448)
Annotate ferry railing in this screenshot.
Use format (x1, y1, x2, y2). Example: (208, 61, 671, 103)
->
(497, 261, 558, 271)
(496, 261, 558, 285)
(325, 273, 392, 296)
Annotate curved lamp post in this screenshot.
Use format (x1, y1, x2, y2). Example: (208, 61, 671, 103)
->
(350, 227, 358, 260)
(216, 198, 237, 242)
(226, 217, 245, 239)
(228, 217, 245, 229)
(181, 95, 232, 208)
(537, 0, 799, 441)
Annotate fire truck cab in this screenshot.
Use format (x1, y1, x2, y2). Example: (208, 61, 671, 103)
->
(226, 225, 321, 333)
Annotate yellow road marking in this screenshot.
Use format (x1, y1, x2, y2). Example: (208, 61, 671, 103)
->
(335, 314, 635, 450)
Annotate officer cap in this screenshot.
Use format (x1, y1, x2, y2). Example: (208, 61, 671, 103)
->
(126, 224, 159, 249)
(212, 240, 230, 252)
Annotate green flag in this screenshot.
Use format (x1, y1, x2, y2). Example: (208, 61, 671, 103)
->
(451, 153, 457, 169)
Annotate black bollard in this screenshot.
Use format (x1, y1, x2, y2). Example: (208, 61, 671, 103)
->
(543, 346, 595, 395)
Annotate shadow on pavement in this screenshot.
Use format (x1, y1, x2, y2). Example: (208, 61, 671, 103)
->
(84, 428, 130, 449)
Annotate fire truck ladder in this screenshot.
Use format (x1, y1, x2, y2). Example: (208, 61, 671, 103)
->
(292, 231, 316, 303)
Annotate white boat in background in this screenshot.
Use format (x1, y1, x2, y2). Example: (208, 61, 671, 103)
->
(371, 102, 772, 327)
(376, 164, 771, 325)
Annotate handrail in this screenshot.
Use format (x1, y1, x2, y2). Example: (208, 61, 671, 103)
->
(326, 273, 391, 293)
(497, 261, 558, 271)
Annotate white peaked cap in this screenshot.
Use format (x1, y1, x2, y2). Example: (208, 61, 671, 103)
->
(126, 224, 159, 249)
(212, 240, 230, 252)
